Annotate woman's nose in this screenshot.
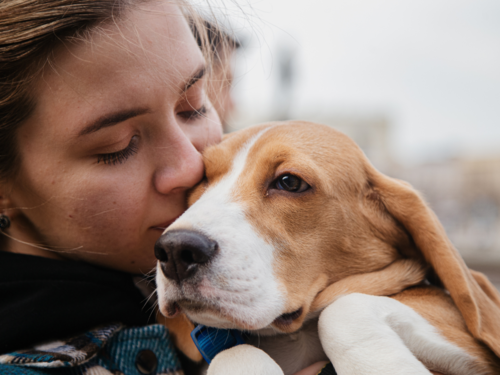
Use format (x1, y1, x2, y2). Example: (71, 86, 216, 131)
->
(153, 129, 204, 195)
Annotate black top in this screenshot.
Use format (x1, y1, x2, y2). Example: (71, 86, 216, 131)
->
(0, 251, 152, 354)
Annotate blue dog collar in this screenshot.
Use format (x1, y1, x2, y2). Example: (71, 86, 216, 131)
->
(190, 325, 245, 364)
(191, 325, 338, 374)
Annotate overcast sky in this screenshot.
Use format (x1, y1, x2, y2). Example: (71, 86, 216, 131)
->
(211, 0, 500, 164)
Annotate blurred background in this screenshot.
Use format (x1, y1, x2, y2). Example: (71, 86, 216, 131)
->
(202, 0, 500, 288)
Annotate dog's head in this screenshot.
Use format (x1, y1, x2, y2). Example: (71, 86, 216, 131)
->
(155, 121, 500, 356)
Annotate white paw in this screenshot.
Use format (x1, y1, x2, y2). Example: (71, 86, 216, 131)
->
(318, 293, 470, 375)
(207, 344, 284, 375)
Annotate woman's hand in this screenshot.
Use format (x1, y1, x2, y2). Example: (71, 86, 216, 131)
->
(293, 362, 444, 375)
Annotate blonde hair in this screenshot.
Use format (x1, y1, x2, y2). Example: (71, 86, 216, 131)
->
(0, 0, 217, 180)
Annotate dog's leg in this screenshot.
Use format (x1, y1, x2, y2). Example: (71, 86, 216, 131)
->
(208, 344, 284, 375)
(312, 258, 426, 311)
(318, 294, 478, 375)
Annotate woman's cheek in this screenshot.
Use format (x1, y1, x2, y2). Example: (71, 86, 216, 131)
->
(53, 170, 146, 247)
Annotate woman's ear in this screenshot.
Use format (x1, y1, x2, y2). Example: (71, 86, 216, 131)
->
(0, 182, 22, 220)
(0, 187, 11, 212)
(0, 187, 13, 248)
(0, 187, 14, 226)
(364, 162, 500, 357)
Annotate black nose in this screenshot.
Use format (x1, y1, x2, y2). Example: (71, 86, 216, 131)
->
(155, 229, 218, 282)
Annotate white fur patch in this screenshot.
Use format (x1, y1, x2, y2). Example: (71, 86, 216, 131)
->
(318, 293, 480, 375)
(157, 128, 285, 329)
(208, 344, 283, 375)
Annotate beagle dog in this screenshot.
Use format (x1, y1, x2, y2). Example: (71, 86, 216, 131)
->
(155, 121, 500, 375)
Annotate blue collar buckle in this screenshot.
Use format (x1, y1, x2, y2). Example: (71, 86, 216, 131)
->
(190, 325, 245, 364)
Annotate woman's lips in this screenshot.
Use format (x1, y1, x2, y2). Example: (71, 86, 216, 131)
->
(152, 216, 180, 232)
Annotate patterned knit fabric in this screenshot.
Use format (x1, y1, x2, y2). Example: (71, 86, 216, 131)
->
(0, 324, 182, 375)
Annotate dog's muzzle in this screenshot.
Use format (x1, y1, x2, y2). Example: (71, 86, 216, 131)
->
(155, 229, 218, 282)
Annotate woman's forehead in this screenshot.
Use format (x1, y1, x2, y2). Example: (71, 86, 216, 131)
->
(28, 1, 204, 139)
(45, 2, 201, 91)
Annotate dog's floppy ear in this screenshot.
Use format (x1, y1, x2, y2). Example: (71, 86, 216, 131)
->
(365, 164, 500, 357)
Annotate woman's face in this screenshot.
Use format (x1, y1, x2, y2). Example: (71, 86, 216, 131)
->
(8, 2, 222, 273)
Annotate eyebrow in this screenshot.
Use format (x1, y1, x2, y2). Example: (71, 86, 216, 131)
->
(183, 65, 206, 93)
(78, 108, 150, 137)
(78, 65, 206, 137)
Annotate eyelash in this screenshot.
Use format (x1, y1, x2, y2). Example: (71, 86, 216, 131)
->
(178, 105, 207, 121)
(95, 102, 205, 165)
(97, 135, 139, 165)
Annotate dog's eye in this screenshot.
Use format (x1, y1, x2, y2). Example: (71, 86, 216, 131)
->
(275, 174, 309, 193)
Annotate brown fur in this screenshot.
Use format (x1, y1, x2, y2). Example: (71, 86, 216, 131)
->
(392, 287, 500, 373)
(311, 258, 427, 311)
(157, 311, 202, 362)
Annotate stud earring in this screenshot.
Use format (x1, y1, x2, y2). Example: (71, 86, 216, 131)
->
(0, 214, 10, 230)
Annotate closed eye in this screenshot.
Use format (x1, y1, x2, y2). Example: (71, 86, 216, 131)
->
(97, 135, 139, 165)
(178, 104, 207, 121)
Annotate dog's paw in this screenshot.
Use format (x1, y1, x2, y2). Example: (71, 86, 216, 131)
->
(207, 344, 284, 375)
